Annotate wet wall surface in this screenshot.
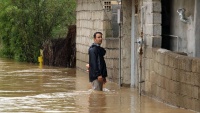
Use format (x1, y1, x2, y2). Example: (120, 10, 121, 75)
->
(0, 58, 195, 113)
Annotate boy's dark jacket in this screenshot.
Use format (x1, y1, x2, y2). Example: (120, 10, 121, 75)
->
(88, 43, 107, 82)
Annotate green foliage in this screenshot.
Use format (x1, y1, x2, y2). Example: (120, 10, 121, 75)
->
(0, 0, 76, 62)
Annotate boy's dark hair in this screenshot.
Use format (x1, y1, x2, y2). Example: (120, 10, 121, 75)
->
(93, 32, 103, 38)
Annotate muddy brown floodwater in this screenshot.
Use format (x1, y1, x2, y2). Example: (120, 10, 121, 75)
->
(0, 58, 196, 113)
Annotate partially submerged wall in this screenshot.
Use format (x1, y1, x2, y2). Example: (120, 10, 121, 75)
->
(76, 0, 119, 82)
(142, 47, 200, 112)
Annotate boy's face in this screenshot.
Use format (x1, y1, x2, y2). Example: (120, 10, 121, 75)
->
(94, 33, 103, 45)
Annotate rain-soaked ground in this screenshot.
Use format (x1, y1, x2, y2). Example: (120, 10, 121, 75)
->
(0, 58, 196, 113)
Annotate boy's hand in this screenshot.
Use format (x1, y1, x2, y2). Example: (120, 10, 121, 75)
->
(86, 64, 89, 72)
(98, 75, 103, 82)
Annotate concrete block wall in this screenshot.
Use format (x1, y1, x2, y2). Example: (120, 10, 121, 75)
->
(76, 0, 119, 82)
(142, 47, 200, 112)
(143, 0, 162, 48)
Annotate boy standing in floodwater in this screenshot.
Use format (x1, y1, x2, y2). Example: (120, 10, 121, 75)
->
(87, 32, 107, 91)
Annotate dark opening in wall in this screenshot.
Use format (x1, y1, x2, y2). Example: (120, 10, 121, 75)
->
(161, 0, 172, 50)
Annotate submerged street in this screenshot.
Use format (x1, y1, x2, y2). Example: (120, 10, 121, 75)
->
(0, 58, 195, 113)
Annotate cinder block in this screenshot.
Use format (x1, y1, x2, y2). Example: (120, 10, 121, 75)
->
(149, 71, 156, 83)
(180, 83, 192, 97)
(192, 58, 200, 73)
(105, 49, 119, 59)
(165, 66, 172, 80)
(192, 73, 200, 87)
(144, 58, 150, 70)
(145, 24, 161, 36)
(177, 56, 192, 72)
(144, 47, 153, 58)
(164, 78, 170, 91)
(76, 60, 88, 71)
(180, 96, 193, 110)
(192, 86, 199, 99)
(194, 99, 200, 112)
(76, 44, 89, 54)
(76, 52, 89, 62)
(168, 53, 179, 69)
(105, 38, 119, 48)
(145, 81, 152, 92)
(145, 36, 162, 48)
(149, 59, 154, 71)
(169, 93, 180, 106)
(146, 13, 161, 24)
(171, 69, 179, 81)
(93, 20, 104, 30)
(169, 80, 180, 95)
(146, 1, 162, 13)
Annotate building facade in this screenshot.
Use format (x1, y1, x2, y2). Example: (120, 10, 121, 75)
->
(76, 0, 200, 112)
